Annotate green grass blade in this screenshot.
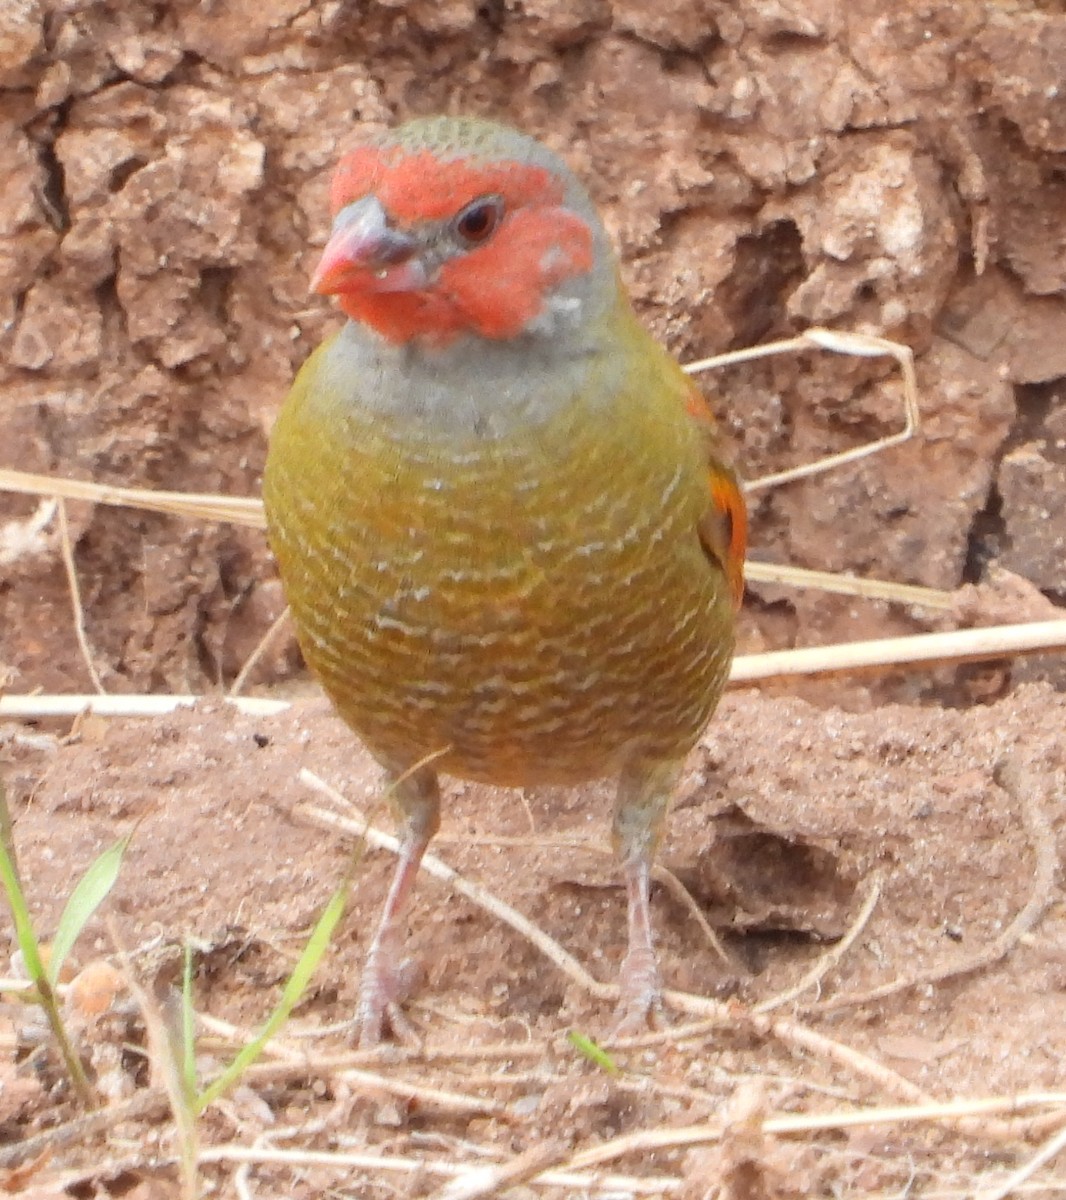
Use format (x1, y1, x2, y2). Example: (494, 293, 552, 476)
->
(0, 817, 48, 984)
(180, 942, 197, 1102)
(48, 834, 131, 986)
(194, 880, 347, 1113)
(0, 775, 20, 889)
(567, 1029, 621, 1075)
(0, 783, 97, 1106)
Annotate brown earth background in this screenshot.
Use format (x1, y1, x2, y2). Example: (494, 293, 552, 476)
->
(2, 0, 1065, 698)
(2, 1, 1066, 1197)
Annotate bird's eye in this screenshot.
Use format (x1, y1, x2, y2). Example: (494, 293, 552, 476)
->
(453, 196, 503, 245)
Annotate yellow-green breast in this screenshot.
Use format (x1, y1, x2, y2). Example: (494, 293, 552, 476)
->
(263, 302, 734, 785)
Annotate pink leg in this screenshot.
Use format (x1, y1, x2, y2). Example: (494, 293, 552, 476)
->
(611, 757, 680, 1035)
(616, 852, 660, 1034)
(356, 764, 440, 1047)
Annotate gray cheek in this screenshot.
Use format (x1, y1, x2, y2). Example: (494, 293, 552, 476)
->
(524, 294, 583, 337)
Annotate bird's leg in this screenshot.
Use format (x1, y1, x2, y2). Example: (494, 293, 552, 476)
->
(610, 757, 680, 1035)
(356, 762, 440, 1047)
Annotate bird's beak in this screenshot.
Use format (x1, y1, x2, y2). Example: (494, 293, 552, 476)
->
(310, 196, 428, 295)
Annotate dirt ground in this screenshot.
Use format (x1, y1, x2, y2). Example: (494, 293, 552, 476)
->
(2, 0, 1066, 1195)
(0, 687, 1064, 1195)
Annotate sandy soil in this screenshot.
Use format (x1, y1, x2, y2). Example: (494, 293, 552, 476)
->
(1, 685, 1064, 1195)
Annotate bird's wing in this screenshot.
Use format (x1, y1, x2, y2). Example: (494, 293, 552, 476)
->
(684, 383, 747, 610)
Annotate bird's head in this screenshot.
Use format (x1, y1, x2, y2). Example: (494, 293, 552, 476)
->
(310, 117, 618, 348)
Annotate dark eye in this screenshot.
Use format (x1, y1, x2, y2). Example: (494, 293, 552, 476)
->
(453, 196, 503, 245)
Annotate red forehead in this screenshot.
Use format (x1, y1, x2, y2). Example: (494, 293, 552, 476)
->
(329, 146, 564, 223)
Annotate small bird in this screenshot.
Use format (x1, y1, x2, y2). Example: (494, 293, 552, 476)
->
(263, 116, 746, 1045)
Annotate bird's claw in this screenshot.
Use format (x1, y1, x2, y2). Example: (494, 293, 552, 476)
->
(611, 945, 664, 1037)
(355, 951, 423, 1048)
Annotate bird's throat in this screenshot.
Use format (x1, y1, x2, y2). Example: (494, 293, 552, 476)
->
(314, 315, 626, 441)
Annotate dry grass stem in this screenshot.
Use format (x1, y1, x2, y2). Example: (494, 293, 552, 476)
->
(0, 975, 66, 996)
(0, 1089, 169, 1170)
(239, 1057, 514, 1115)
(107, 918, 199, 1200)
(730, 620, 1066, 683)
(755, 873, 882, 1013)
(0, 694, 290, 719)
(274, 1060, 508, 1113)
(197, 1143, 679, 1194)
(228, 607, 291, 697)
(652, 862, 737, 967)
(559, 1093, 1066, 1175)
(976, 1122, 1066, 1200)
(815, 752, 1058, 1013)
(605, 1013, 747, 1051)
(430, 1138, 569, 1200)
(434, 830, 593, 849)
(685, 328, 919, 492)
(0, 1156, 168, 1195)
(334, 1068, 507, 1117)
(749, 1011, 929, 1104)
(744, 559, 956, 608)
(56, 499, 106, 695)
(0, 467, 266, 527)
(194, 1010, 305, 1062)
(244, 1036, 551, 1066)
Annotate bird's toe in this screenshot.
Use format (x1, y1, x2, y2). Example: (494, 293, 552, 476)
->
(355, 952, 424, 1048)
(611, 945, 664, 1037)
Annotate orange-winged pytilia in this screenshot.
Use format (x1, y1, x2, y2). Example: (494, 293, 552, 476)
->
(263, 116, 747, 1046)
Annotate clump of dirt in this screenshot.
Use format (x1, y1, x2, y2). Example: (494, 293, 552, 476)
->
(1, 0, 1064, 699)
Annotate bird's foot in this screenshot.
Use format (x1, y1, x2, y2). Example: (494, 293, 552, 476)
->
(355, 948, 423, 1048)
(611, 945, 663, 1037)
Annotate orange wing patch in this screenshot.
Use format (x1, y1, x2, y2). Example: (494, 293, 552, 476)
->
(686, 383, 747, 610)
(705, 468, 747, 610)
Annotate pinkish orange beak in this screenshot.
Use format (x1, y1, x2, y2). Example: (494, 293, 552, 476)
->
(311, 196, 428, 296)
